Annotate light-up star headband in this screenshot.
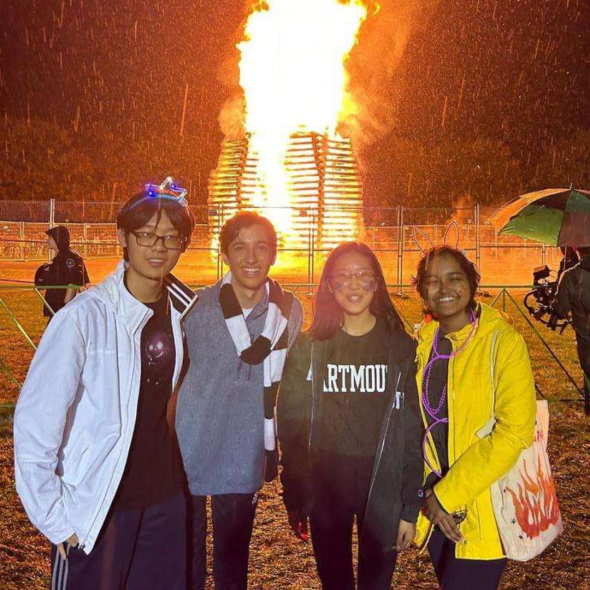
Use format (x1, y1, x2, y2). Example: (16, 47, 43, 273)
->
(145, 177, 188, 207)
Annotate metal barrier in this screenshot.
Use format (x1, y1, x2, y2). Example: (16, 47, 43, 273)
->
(0, 283, 584, 410)
(0, 202, 561, 287)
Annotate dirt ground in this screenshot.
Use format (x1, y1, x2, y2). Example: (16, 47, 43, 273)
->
(0, 271, 589, 589)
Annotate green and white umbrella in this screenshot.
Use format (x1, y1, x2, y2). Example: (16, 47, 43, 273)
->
(489, 187, 590, 246)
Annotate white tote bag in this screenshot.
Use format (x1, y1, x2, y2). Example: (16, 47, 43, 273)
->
(478, 332, 563, 561)
(488, 400, 563, 561)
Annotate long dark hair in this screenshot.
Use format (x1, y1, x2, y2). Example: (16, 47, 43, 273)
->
(413, 246, 480, 313)
(308, 242, 406, 341)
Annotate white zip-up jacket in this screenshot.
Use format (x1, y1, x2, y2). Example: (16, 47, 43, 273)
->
(13, 261, 196, 554)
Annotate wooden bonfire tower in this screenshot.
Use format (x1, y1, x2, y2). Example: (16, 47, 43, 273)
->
(208, 132, 364, 250)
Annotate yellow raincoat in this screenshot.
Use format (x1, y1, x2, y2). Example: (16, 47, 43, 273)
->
(415, 303, 537, 560)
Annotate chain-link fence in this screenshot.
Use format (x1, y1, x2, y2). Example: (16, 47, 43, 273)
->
(0, 200, 561, 287)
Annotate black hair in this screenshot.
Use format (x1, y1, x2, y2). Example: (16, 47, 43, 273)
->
(577, 246, 590, 257)
(219, 211, 277, 257)
(308, 242, 406, 341)
(117, 191, 195, 259)
(413, 246, 480, 312)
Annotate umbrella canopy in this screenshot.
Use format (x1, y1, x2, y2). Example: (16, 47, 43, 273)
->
(488, 187, 590, 246)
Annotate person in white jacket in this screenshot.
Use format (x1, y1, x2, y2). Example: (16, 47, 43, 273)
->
(14, 178, 196, 590)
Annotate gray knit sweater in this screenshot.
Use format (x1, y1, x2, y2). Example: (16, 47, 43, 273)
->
(176, 280, 303, 496)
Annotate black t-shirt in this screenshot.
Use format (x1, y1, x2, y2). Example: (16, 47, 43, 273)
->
(34, 251, 89, 317)
(112, 293, 184, 511)
(424, 332, 451, 490)
(314, 317, 391, 508)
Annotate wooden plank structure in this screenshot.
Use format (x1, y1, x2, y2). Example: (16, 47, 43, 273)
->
(208, 132, 364, 250)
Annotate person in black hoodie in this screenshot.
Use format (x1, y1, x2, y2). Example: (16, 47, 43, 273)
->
(34, 226, 89, 320)
(555, 246, 590, 414)
(277, 242, 423, 590)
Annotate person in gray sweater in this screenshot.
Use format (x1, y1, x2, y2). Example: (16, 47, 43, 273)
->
(176, 212, 303, 590)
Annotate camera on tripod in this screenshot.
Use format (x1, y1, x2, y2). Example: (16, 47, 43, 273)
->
(523, 265, 570, 333)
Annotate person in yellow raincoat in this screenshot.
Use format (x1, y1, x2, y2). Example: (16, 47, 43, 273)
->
(412, 246, 536, 590)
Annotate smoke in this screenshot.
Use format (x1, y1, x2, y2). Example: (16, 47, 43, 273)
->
(217, 0, 440, 146)
(342, 0, 441, 152)
(218, 93, 245, 140)
(216, 5, 248, 141)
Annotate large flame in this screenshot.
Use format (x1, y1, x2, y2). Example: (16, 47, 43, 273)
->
(238, 0, 368, 237)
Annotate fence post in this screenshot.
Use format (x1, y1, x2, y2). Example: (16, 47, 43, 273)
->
(83, 223, 88, 259)
(307, 209, 313, 289)
(49, 198, 55, 229)
(397, 206, 404, 293)
(19, 221, 25, 262)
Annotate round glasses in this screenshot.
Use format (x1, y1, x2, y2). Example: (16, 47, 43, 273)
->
(331, 271, 377, 292)
(130, 231, 185, 251)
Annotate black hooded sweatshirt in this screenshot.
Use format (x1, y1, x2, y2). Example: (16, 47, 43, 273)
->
(34, 226, 89, 317)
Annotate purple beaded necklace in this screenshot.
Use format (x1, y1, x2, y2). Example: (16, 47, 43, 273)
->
(421, 310, 478, 478)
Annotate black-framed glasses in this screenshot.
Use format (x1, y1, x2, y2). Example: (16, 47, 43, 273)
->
(130, 231, 185, 251)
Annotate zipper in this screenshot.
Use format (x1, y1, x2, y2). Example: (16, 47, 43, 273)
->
(171, 304, 185, 389)
(365, 367, 402, 514)
(304, 342, 318, 515)
(448, 340, 456, 466)
(79, 313, 147, 548)
(307, 342, 317, 458)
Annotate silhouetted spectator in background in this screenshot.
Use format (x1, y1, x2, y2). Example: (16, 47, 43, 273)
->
(555, 246, 590, 414)
(34, 226, 89, 320)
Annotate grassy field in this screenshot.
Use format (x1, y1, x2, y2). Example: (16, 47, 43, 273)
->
(0, 276, 589, 589)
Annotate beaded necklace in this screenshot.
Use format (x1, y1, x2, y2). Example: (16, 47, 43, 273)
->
(421, 310, 478, 478)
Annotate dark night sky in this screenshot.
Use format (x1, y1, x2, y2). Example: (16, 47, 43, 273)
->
(1, 0, 589, 205)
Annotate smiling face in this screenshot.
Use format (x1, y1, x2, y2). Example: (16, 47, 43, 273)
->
(329, 250, 378, 319)
(118, 210, 183, 286)
(221, 223, 276, 295)
(422, 253, 472, 331)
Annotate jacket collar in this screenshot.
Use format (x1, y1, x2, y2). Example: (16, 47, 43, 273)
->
(165, 273, 198, 318)
(96, 261, 198, 329)
(416, 303, 512, 349)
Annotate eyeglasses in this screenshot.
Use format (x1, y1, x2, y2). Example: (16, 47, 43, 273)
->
(130, 231, 186, 251)
(331, 271, 377, 292)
